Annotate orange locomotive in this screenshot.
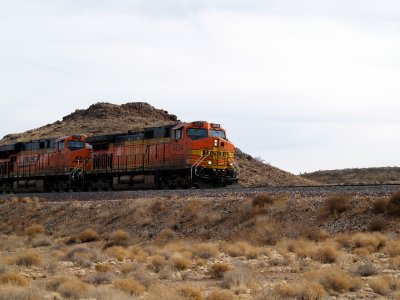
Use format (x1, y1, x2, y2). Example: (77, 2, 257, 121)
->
(0, 121, 238, 193)
(0, 135, 91, 193)
(86, 121, 238, 190)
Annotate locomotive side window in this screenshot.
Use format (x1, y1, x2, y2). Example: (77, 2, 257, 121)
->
(187, 128, 208, 140)
(67, 141, 85, 151)
(210, 130, 226, 139)
(57, 142, 64, 151)
(174, 128, 183, 140)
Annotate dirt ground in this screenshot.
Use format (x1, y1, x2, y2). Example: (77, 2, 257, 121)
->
(1, 192, 400, 299)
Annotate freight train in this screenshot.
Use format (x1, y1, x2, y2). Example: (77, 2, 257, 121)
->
(0, 121, 238, 193)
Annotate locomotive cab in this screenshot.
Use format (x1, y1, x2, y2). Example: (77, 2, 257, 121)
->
(173, 121, 238, 187)
(55, 135, 92, 173)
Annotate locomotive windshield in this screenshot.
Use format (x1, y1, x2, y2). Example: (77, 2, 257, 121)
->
(210, 130, 226, 139)
(67, 141, 85, 151)
(187, 128, 208, 140)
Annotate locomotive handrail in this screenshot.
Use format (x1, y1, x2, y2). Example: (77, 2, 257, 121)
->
(191, 153, 210, 181)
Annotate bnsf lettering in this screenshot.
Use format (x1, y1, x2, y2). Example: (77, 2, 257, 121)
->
(19, 155, 40, 165)
(201, 150, 228, 157)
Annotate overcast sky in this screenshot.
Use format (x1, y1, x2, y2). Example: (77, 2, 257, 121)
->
(1, 0, 400, 174)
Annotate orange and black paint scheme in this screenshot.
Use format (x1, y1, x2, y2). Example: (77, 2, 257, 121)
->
(0, 135, 91, 193)
(0, 121, 238, 193)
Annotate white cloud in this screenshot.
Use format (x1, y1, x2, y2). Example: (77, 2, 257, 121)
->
(0, 0, 399, 173)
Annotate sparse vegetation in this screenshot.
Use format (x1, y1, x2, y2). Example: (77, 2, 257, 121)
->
(0, 193, 400, 298)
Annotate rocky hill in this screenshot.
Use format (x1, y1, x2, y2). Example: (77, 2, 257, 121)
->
(301, 167, 400, 185)
(0, 102, 313, 187)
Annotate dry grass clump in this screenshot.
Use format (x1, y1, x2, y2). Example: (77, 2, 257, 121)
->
(372, 198, 389, 214)
(193, 243, 220, 259)
(251, 193, 275, 214)
(274, 281, 327, 299)
(170, 254, 191, 270)
(105, 246, 129, 261)
(386, 191, 400, 216)
(147, 255, 167, 273)
(368, 218, 387, 232)
(313, 245, 339, 263)
(222, 266, 259, 294)
(222, 241, 265, 259)
(63, 246, 100, 267)
(129, 245, 148, 262)
(113, 278, 145, 296)
(0, 286, 42, 300)
(369, 276, 390, 295)
(0, 272, 28, 286)
(120, 263, 135, 274)
(351, 232, 386, 253)
(13, 250, 43, 267)
(77, 228, 99, 243)
(24, 224, 44, 236)
(305, 267, 360, 294)
(104, 230, 131, 248)
(95, 263, 112, 273)
(357, 262, 377, 277)
(156, 228, 176, 244)
(321, 194, 351, 217)
(178, 286, 204, 300)
(46, 276, 88, 299)
(207, 289, 235, 300)
(298, 227, 330, 242)
(31, 238, 51, 248)
(384, 240, 400, 257)
(389, 257, 400, 270)
(210, 262, 231, 278)
(85, 272, 112, 285)
(249, 219, 282, 245)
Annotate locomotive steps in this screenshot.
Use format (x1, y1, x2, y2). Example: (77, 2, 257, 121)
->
(0, 102, 314, 187)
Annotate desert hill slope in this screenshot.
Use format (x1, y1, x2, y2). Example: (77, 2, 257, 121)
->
(0, 102, 313, 187)
(301, 167, 400, 185)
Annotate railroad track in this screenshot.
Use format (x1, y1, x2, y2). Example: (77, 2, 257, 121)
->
(0, 184, 399, 202)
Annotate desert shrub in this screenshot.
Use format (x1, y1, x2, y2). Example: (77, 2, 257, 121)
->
(251, 193, 274, 209)
(298, 227, 330, 242)
(85, 272, 112, 285)
(369, 276, 389, 295)
(120, 263, 135, 275)
(63, 246, 100, 267)
(249, 219, 282, 245)
(58, 278, 88, 299)
(384, 240, 400, 257)
(179, 286, 204, 300)
(104, 230, 131, 248)
(324, 194, 351, 216)
(357, 262, 377, 277)
(352, 232, 386, 252)
(368, 218, 387, 232)
(222, 267, 256, 290)
(313, 245, 339, 263)
(113, 278, 145, 296)
(207, 289, 235, 300)
(77, 228, 99, 243)
(0, 272, 28, 286)
(372, 198, 389, 214)
(14, 251, 43, 267)
(305, 268, 358, 294)
(129, 245, 148, 262)
(0, 264, 8, 275)
(24, 224, 44, 236)
(389, 257, 400, 270)
(156, 228, 176, 244)
(274, 281, 327, 299)
(148, 255, 167, 273)
(95, 263, 112, 273)
(0, 286, 42, 300)
(386, 191, 400, 216)
(46, 276, 69, 291)
(105, 246, 129, 261)
(222, 241, 264, 259)
(170, 255, 190, 271)
(210, 263, 231, 278)
(32, 238, 51, 248)
(193, 243, 219, 259)
(335, 233, 353, 249)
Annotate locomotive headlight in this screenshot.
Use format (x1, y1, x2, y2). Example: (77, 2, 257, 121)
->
(229, 162, 233, 166)
(214, 139, 218, 147)
(208, 160, 212, 165)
